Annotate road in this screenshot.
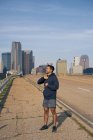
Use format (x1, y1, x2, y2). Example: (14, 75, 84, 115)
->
(28, 75, 93, 124)
(0, 77, 93, 140)
(58, 76, 93, 123)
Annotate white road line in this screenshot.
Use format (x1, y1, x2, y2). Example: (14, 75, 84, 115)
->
(78, 87, 91, 93)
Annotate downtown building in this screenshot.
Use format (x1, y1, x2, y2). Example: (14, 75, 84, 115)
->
(0, 62, 2, 73)
(56, 59, 67, 75)
(71, 55, 89, 75)
(36, 65, 47, 74)
(22, 50, 34, 75)
(72, 56, 83, 74)
(1, 52, 11, 71)
(11, 42, 22, 73)
(80, 55, 89, 70)
(73, 56, 80, 66)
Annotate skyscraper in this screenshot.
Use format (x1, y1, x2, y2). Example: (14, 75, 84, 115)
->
(22, 50, 34, 75)
(80, 55, 89, 70)
(2, 52, 11, 71)
(56, 59, 67, 75)
(73, 56, 80, 66)
(11, 42, 22, 72)
(32, 56, 35, 68)
(72, 56, 83, 74)
(0, 62, 2, 72)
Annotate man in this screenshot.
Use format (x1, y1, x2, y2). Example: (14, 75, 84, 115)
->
(37, 65, 59, 132)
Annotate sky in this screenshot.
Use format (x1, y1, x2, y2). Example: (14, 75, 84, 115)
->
(0, 0, 93, 69)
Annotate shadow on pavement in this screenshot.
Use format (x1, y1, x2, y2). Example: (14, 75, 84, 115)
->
(57, 110, 72, 129)
(48, 110, 72, 129)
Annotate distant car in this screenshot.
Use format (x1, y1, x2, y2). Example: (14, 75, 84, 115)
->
(20, 74, 23, 77)
(17, 72, 23, 77)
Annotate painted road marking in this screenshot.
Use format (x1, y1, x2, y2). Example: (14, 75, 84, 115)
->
(78, 87, 91, 93)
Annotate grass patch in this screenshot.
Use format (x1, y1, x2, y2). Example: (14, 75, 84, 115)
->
(0, 77, 15, 111)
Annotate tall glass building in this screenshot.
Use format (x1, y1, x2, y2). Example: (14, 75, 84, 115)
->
(11, 42, 22, 72)
(22, 50, 34, 75)
(80, 55, 89, 70)
(2, 52, 11, 71)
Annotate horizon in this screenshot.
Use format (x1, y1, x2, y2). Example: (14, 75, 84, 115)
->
(0, 0, 93, 68)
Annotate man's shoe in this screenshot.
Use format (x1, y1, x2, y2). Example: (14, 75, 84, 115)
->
(52, 126, 57, 132)
(40, 125, 48, 130)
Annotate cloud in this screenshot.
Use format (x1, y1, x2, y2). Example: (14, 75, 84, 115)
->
(0, 25, 55, 33)
(62, 30, 93, 40)
(84, 29, 93, 34)
(0, 25, 93, 41)
(0, 3, 90, 17)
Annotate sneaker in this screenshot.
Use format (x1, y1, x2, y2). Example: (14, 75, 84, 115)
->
(40, 125, 48, 130)
(52, 126, 57, 132)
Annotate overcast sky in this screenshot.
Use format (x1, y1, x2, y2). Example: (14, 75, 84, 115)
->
(0, 0, 93, 68)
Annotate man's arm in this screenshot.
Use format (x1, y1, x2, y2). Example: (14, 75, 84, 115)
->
(47, 76, 59, 91)
(37, 77, 45, 84)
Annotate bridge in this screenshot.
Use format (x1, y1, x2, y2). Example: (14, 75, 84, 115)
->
(0, 75, 93, 140)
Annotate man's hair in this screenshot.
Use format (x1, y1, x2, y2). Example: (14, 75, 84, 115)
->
(47, 65, 55, 72)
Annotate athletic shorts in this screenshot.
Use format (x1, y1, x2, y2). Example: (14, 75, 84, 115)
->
(43, 99, 56, 108)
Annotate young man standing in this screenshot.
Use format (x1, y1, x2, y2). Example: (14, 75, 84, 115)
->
(37, 65, 59, 132)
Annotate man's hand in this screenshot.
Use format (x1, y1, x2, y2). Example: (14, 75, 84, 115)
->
(44, 75, 48, 80)
(45, 83, 48, 87)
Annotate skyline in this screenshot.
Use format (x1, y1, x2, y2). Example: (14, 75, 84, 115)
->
(1, 41, 34, 74)
(0, 0, 93, 68)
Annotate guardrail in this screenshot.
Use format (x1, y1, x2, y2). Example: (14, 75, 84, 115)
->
(0, 76, 13, 93)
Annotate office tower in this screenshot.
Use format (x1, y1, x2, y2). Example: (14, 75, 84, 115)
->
(22, 50, 34, 75)
(31, 68, 37, 75)
(0, 60, 3, 73)
(72, 56, 83, 74)
(73, 56, 80, 66)
(73, 65, 83, 74)
(69, 63, 73, 74)
(56, 59, 67, 75)
(32, 56, 35, 68)
(2, 52, 11, 71)
(0, 63, 1, 72)
(11, 42, 22, 72)
(80, 55, 89, 70)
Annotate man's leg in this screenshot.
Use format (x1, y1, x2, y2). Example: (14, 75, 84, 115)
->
(44, 107, 49, 125)
(40, 107, 49, 130)
(51, 108, 57, 132)
(50, 108, 57, 126)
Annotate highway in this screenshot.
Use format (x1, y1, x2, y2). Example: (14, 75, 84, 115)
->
(27, 75, 93, 127)
(58, 76, 93, 123)
(1, 77, 93, 140)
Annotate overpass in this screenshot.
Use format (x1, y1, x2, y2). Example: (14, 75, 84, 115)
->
(0, 75, 93, 140)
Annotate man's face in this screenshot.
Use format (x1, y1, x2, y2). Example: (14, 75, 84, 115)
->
(46, 66, 52, 74)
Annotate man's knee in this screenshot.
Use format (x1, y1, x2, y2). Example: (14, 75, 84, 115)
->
(44, 108, 49, 114)
(51, 108, 56, 115)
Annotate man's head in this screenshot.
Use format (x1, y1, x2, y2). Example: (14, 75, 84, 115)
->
(46, 65, 55, 75)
